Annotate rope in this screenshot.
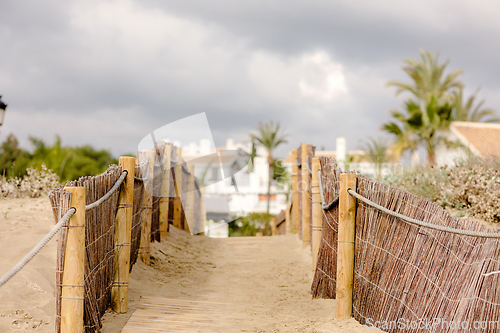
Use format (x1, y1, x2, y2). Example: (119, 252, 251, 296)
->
(295, 158, 301, 167)
(85, 171, 128, 211)
(134, 167, 149, 182)
(182, 164, 191, 175)
(0, 208, 76, 288)
(317, 170, 339, 211)
(347, 189, 500, 238)
(306, 156, 312, 174)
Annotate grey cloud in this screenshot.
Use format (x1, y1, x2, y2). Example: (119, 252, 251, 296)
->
(1, 0, 499, 158)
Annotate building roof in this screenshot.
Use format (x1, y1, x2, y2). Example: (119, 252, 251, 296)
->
(450, 121, 500, 158)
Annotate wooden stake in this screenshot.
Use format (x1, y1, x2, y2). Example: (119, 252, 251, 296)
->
(336, 173, 357, 320)
(60, 186, 85, 333)
(185, 164, 195, 233)
(139, 151, 154, 265)
(159, 145, 172, 240)
(285, 204, 291, 234)
(311, 157, 322, 270)
(173, 147, 183, 229)
(301, 144, 311, 248)
(111, 156, 135, 313)
(291, 149, 300, 234)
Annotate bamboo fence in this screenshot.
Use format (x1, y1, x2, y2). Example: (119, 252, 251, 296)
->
(288, 148, 500, 332)
(48, 144, 206, 333)
(274, 209, 287, 235)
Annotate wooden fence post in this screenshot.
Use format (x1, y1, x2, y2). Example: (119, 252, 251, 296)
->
(159, 144, 172, 240)
(173, 147, 183, 229)
(311, 157, 322, 270)
(285, 204, 291, 234)
(111, 156, 135, 313)
(185, 164, 195, 233)
(291, 149, 299, 234)
(301, 144, 311, 248)
(60, 186, 85, 333)
(139, 151, 154, 265)
(336, 173, 357, 320)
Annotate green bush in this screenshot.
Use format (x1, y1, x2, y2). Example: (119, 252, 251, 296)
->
(385, 157, 500, 223)
(229, 212, 275, 237)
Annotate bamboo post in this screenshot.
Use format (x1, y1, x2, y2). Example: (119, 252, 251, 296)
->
(159, 144, 172, 240)
(173, 147, 183, 229)
(60, 186, 85, 333)
(301, 144, 311, 248)
(285, 204, 291, 234)
(139, 151, 154, 265)
(185, 164, 195, 233)
(291, 149, 299, 234)
(111, 156, 135, 313)
(311, 157, 322, 270)
(336, 173, 357, 320)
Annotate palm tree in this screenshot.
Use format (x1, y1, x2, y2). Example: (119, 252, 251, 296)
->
(451, 88, 500, 123)
(360, 136, 393, 180)
(385, 50, 464, 165)
(250, 121, 289, 213)
(382, 98, 451, 166)
(387, 49, 463, 106)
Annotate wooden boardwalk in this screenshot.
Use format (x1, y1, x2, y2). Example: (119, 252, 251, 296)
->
(121, 238, 265, 332)
(121, 296, 228, 333)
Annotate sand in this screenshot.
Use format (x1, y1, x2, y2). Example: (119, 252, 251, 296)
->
(0, 197, 379, 332)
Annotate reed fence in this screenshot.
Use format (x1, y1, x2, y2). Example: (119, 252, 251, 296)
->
(285, 145, 500, 332)
(45, 143, 206, 333)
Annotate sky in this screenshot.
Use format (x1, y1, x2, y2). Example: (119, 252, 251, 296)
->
(1, 0, 500, 158)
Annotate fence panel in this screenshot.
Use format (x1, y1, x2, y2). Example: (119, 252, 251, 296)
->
(352, 175, 500, 332)
(50, 165, 122, 333)
(311, 157, 342, 299)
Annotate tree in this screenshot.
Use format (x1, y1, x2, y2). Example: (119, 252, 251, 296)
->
(250, 121, 288, 213)
(385, 50, 464, 165)
(360, 136, 393, 180)
(387, 49, 463, 107)
(451, 88, 500, 123)
(0, 134, 31, 178)
(382, 101, 421, 161)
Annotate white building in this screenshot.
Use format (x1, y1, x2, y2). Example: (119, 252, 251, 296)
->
(436, 121, 500, 166)
(182, 138, 289, 216)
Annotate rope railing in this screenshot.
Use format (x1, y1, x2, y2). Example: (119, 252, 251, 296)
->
(182, 164, 191, 175)
(347, 188, 500, 238)
(0, 208, 76, 288)
(134, 167, 149, 182)
(306, 156, 312, 174)
(317, 170, 339, 211)
(86, 170, 127, 210)
(0, 170, 128, 289)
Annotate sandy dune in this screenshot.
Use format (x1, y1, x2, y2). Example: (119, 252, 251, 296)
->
(0, 197, 378, 332)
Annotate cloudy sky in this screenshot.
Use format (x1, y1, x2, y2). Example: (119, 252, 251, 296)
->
(1, 0, 500, 158)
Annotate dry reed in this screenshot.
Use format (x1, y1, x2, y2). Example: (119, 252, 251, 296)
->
(151, 142, 166, 242)
(275, 209, 287, 235)
(311, 157, 342, 299)
(49, 165, 122, 333)
(352, 174, 500, 332)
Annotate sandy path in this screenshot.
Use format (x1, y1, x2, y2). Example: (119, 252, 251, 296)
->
(0, 197, 378, 332)
(102, 228, 378, 332)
